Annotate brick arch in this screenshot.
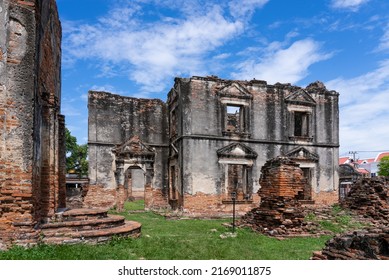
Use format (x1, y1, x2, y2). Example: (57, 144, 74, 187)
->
(113, 136, 155, 210)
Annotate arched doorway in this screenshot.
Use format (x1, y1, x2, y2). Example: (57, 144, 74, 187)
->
(124, 166, 146, 209)
(113, 136, 155, 210)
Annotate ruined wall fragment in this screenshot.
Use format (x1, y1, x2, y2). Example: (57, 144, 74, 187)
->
(87, 91, 169, 209)
(89, 75, 339, 215)
(0, 0, 64, 248)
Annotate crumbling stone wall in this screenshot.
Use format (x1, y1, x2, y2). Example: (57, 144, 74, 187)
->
(89, 76, 339, 215)
(167, 77, 339, 214)
(87, 91, 169, 209)
(0, 0, 64, 248)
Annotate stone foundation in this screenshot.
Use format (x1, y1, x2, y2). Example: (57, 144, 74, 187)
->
(83, 184, 169, 210)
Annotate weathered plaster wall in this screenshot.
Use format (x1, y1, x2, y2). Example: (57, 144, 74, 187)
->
(87, 91, 169, 208)
(89, 76, 339, 214)
(171, 76, 339, 212)
(0, 0, 64, 247)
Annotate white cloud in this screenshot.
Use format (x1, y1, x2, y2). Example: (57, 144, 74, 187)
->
(326, 59, 389, 154)
(330, 0, 370, 11)
(228, 0, 269, 19)
(61, 103, 82, 117)
(90, 84, 121, 94)
(80, 94, 88, 102)
(213, 53, 231, 60)
(63, 3, 247, 93)
(232, 39, 332, 84)
(377, 23, 389, 51)
(326, 60, 389, 106)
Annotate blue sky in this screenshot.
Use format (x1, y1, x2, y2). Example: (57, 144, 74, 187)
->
(57, 0, 389, 160)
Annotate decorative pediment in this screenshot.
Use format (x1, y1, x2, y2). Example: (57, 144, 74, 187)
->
(113, 136, 155, 159)
(217, 143, 257, 159)
(217, 82, 252, 99)
(285, 147, 319, 162)
(285, 89, 316, 106)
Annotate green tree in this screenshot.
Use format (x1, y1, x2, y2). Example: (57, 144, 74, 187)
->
(65, 128, 88, 177)
(378, 156, 389, 176)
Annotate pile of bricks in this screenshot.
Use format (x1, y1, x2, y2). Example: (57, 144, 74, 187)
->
(241, 157, 313, 235)
(341, 177, 389, 225)
(312, 226, 389, 260)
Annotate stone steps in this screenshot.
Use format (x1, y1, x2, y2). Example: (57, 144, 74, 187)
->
(39, 208, 141, 245)
(42, 221, 142, 245)
(41, 215, 126, 236)
(60, 208, 109, 221)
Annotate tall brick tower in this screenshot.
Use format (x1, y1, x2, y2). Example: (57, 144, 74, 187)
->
(0, 0, 66, 248)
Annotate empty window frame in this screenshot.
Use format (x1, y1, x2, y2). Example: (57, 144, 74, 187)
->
(294, 111, 310, 137)
(226, 105, 243, 133)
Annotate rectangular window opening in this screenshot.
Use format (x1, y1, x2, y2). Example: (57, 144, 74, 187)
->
(294, 112, 309, 137)
(226, 105, 242, 133)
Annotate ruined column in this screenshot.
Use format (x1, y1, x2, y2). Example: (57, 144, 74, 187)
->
(0, 0, 63, 248)
(58, 114, 67, 209)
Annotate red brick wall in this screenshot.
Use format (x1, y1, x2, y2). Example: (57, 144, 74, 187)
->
(0, 0, 63, 248)
(259, 157, 306, 199)
(83, 185, 117, 209)
(311, 191, 338, 205)
(182, 192, 260, 216)
(144, 185, 169, 210)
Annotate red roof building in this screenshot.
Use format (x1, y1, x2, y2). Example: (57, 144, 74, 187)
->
(375, 152, 389, 162)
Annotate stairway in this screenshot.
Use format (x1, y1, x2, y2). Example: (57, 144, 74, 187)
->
(39, 208, 141, 245)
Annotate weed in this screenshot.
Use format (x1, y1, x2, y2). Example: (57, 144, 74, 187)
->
(331, 204, 343, 215)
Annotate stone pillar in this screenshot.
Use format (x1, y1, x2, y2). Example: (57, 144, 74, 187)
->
(0, 1, 38, 247)
(58, 114, 66, 209)
(40, 94, 61, 220)
(0, 0, 62, 248)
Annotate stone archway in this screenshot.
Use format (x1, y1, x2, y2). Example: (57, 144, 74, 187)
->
(113, 136, 155, 211)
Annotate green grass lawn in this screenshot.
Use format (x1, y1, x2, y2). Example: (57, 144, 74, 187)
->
(0, 201, 332, 260)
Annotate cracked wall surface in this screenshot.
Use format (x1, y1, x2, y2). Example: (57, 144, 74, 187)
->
(88, 76, 339, 215)
(87, 91, 169, 209)
(0, 0, 64, 248)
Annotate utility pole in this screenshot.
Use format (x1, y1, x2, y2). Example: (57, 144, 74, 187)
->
(349, 151, 358, 162)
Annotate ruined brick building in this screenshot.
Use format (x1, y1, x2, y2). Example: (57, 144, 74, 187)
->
(0, 0, 65, 246)
(1, 1, 141, 249)
(88, 76, 339, 215)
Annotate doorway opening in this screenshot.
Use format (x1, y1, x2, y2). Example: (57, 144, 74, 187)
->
(300, 167, 312, 200)
(227, 164, 251, 201)
(124, 167, 145, 210)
